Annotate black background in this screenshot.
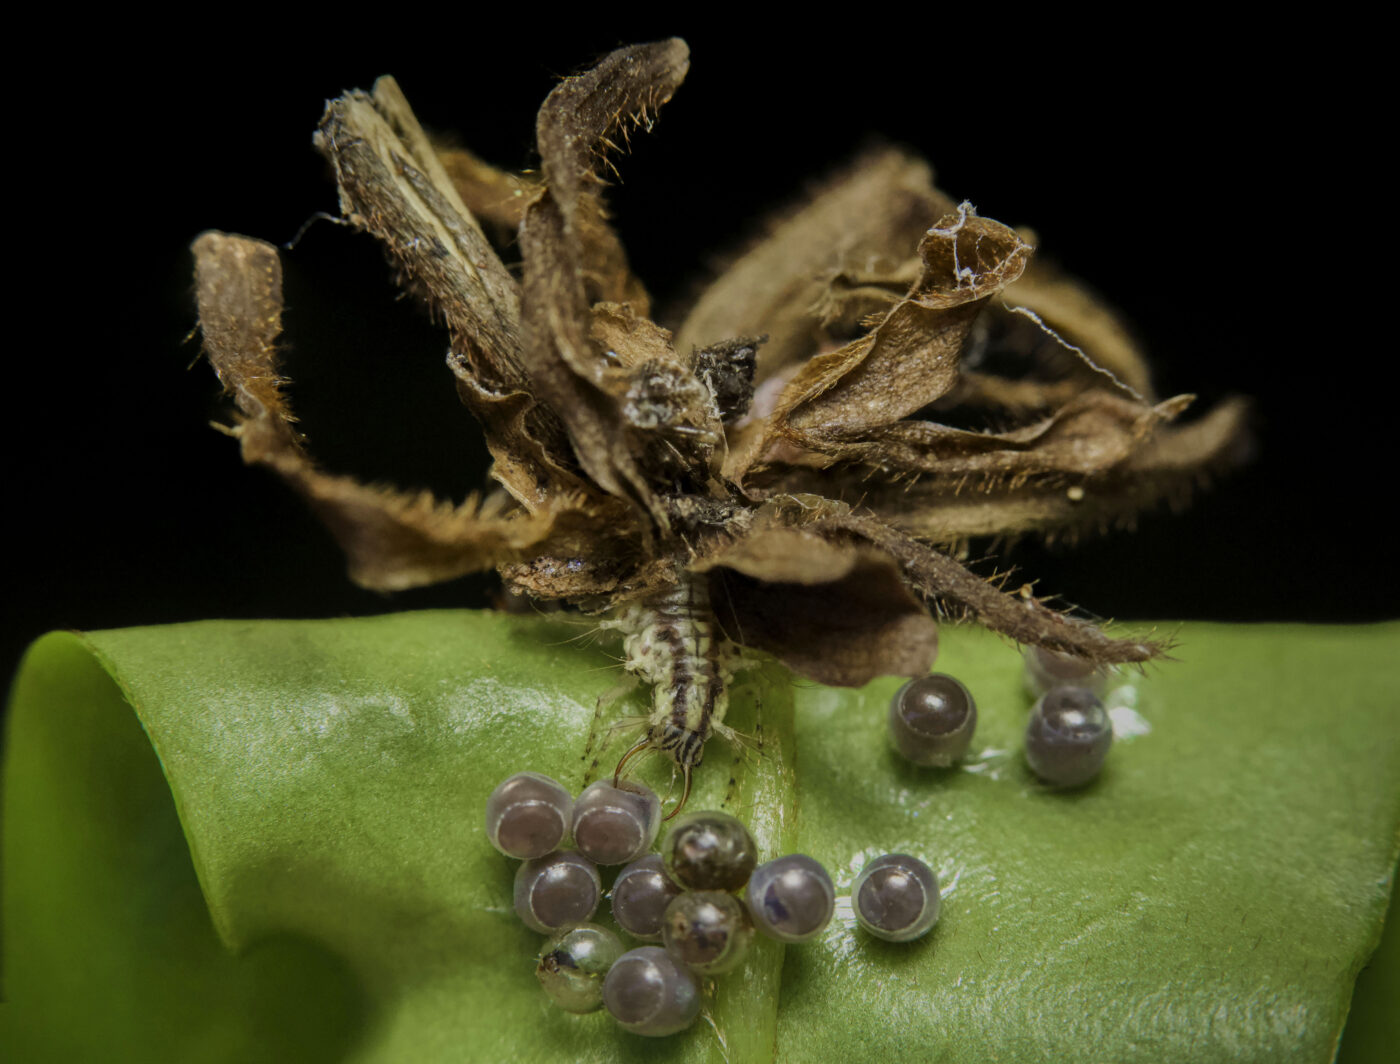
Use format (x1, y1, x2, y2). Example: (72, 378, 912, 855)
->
(7, 24, 1389, 687)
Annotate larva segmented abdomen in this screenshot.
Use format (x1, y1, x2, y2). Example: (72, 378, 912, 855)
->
(608, 574, 733, 772)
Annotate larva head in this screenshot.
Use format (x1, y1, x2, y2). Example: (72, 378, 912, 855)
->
(614, 723, 708, 821)
(657, 724, 710, 819)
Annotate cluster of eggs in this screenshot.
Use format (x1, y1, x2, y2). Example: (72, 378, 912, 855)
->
(888, 647, 1116, 786)
(486, 775, 940, 1035)
(486, 647, 1116, 1036)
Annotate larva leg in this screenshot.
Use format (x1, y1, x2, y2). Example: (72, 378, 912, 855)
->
(596, 675, 642, 712)
(711, 647, 764, 758)
(712, 719, 759, 754)
(721, 764, 739, 810)
(582, 674, 642, 783)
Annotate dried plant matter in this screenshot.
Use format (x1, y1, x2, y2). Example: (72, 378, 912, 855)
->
(193, 38, 1247, 693)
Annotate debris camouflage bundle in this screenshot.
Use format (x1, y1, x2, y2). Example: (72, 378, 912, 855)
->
(193, 38, 1248, 687)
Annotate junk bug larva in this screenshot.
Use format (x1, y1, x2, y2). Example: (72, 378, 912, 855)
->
(605, 575, 745, 819)
(195, 39, 1249, 836)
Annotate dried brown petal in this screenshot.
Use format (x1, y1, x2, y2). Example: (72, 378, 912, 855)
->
(535, 39, 689, 314)
(778, 205, 1031, 438)
(437, 145, 539, 242)
(676, 148, 955, 382)
(589, 302, 678, 373)
(520, 196, 663, 520)
(860, 397, 1254, 545)
(707, 551, 939, 687)
(807, 392, 1191, 476)
(573, 195, 653, 316)
(444, 370, 592, 515)
(518, 41, 692, 524)
(933, 370, 1083, 417)
(722, 207, 1033, 490)
(316, 80, 524, 388)
(313, 80, 591, 513)
(192, 231, 562, 591)
(696, 518, 858, 587)
(801, 510, 1159, 666)
(687, 495, 938, 685)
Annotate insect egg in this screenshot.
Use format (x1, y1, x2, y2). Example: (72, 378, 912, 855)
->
(662, 810, 757, 891)
(1025, 685, 1113, 788)
(513, 851, 602, 934)
(602, 946, 702, 1037)
(852, 853, 941, 943)
(535, 923, 625, 1013)
(661, 890, 754, 975)
(611, 854, 684, 941)
(484, 772, 573, 860)
(888, 674, 977, 767)
(1023, 645, 1108, 697)
(745, 854, 836, 943)
(572, 779, 662, 866)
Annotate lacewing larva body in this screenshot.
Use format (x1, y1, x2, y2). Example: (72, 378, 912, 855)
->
(604, 574, 744, 817)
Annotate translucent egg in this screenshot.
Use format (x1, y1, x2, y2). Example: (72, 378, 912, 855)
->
(662, 810, 757, 892)
(745, 854, 835, 943)
(572, 779, 662, 866)
(661, 890, 754, 974)
(611, 854, 684, 941)
(602, 946, 702, 1036)
(1025, 685, 1113, 787)
(514, 850, 602, 934)
(535, 923, 624, 1013)
(1023, 645, 1109, 697)
(852, 853, 940, 943)
(888, 674, 977, 767)
(484, 771, 573, 860)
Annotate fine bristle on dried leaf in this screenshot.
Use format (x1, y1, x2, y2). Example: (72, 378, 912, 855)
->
(797, 508, 1160, 666)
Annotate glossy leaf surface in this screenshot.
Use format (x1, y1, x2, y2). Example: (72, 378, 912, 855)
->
(3, 614, 1397, 1062)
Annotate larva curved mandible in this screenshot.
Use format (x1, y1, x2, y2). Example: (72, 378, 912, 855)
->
(602, 572, 744, 818)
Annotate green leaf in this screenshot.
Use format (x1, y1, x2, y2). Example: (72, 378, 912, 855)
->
(3, 614, 1397, 1062)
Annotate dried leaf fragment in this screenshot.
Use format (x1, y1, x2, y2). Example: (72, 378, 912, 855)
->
(780, 205, 1033, 438)
(193, 231, 565, 590)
